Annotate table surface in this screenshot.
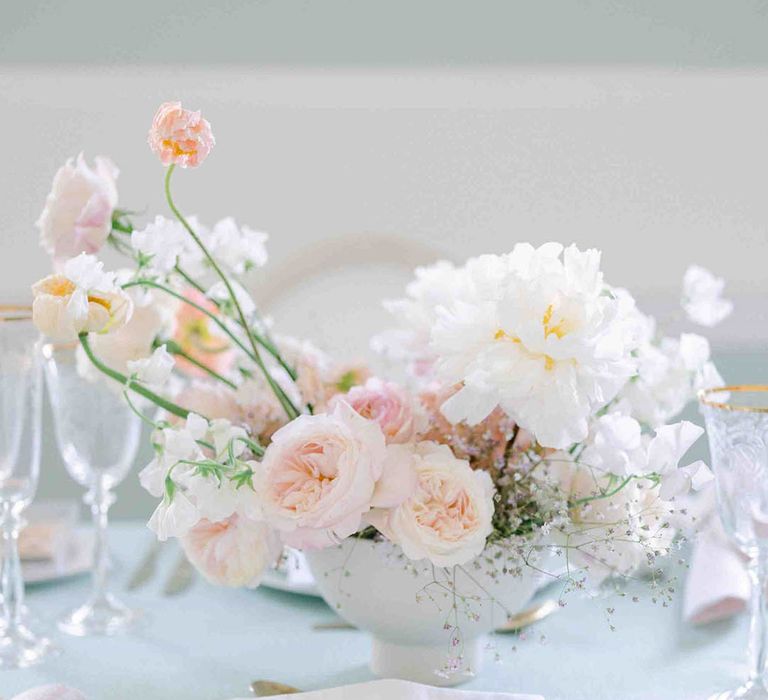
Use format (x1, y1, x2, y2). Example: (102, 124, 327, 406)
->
(1, 522, 752, 700)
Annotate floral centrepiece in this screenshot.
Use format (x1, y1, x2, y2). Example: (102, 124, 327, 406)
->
(31, 102, 732, 681)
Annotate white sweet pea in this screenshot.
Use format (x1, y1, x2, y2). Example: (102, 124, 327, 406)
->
(645, 420, 711, 499)
(208, 217, 268, 274)
(618, 333, 723, 428)
(658, 459, 713, 500)
(682, 265, 733, 327)
(580, 413, 644, 476)
(131, 215, 205, 277)
(209, 418, 248, 459)
(138, 413, 208, 497)
(31, 253, 133, 341)
(207, 279, 256, 318)
(182, 474, 240, 523)
(127, 344, 175, 388)
(148, 490, 200, 541)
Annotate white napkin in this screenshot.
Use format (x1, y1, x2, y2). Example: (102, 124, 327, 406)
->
(230, 679, 544, 700)
(683, 485, 751, 625)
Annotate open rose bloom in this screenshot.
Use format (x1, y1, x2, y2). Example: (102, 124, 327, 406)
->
(29, 104, 729, 622)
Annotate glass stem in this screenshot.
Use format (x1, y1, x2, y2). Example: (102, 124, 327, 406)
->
(0, 503, 25, 630)
(86, 477, 113, 606)
(747, 552, 768, 688)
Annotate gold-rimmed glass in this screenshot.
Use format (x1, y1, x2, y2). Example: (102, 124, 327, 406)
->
(701, 385, 768, 699)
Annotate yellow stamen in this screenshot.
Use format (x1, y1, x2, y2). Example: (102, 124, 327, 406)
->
(46, 278, 76, 298)
(494, 329, 520, 343)
(542, 303, 568, 340)
(162, 139, 196, 158)
(87, 294, 112, 312)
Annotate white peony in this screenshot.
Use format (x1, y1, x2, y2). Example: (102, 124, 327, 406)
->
(37, 154, 119, 261)
(367, 441, 495, 567)
(433, 243, 635, 448)
(207, 217, 268, 275)
(682, 264, 733, 327)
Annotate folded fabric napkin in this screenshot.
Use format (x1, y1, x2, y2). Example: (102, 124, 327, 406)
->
(231, 679, 544, 700)
(683, 486, 751, 625)
(19, 500, 78, 562)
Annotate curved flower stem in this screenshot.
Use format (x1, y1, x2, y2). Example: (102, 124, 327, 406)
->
(163, 165, 299, 420)
(78, 333, 190, 420)
(123, 279, 256, 362)
(162, 339, 237, 389)
(173, 264, 297, 382)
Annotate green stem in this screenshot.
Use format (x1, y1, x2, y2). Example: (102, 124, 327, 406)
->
(162, 339, 237, 389)
(571, 475, 635, 507)
(123, 279, 257, 362)
(164, 165, 299, 420)
(79, 334, 191, 420)
(173, 264, 297, 380)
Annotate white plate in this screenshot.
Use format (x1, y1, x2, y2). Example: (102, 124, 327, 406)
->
(22, 530, 93, 585)
(260, 549, 320, 598)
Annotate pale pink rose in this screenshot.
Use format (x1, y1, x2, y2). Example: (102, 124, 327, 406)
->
(37, 154, 118, 262)
(148, 101, 215, 168)
(329, 377, 427, 444)
(181, 515, 281, 588)
(258, 402, 402, 549)
(368, 441, 495, 567)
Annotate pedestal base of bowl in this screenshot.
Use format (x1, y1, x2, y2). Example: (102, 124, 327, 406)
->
(370, 635, 484, 687)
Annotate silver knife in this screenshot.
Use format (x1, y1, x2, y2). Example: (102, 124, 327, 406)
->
(126, 540, 163, 591)
(163, 551, 196, 596)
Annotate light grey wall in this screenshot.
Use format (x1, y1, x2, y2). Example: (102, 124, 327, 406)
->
(2, 2, 767, 519)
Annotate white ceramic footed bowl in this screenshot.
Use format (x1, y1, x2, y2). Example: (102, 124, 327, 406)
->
(306, 538, 545, 687)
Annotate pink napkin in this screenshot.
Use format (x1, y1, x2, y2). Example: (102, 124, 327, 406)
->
(10, 686, 86, 700)
(683, 487, 751, 625)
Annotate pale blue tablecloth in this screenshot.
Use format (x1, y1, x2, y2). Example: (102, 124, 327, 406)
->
(0, 522, 751, 700)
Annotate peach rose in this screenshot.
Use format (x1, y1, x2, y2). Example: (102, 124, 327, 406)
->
(258, 402, 409, 549)
(181, 515, 282, 588)
(329, 377, 427, 444)
(37, 153, 118, 261)
(172, 288, 234, 378)
(368, 441, 495, 567)
(148, 101, 215, 168)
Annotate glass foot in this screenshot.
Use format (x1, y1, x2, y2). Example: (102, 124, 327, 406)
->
(0, 622, 55, 668)
(58, 594, 137, 637)
(710, 682, 768, 699)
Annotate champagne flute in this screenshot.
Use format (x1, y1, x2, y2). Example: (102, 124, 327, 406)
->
(701, 385, 768, 699)
(0, 306, 51, 667)
(43, 343, 141, 636)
